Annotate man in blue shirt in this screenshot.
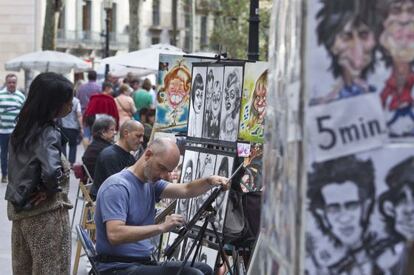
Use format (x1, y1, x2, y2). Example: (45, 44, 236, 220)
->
(95, 138, 228, 275)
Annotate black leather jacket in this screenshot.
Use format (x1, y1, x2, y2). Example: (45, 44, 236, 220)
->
(5, 124, 68, 211)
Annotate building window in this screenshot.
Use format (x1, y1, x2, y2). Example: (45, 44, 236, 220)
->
(82, 0, 92, 39)
(152, 36, 160, 45)
(200, 16, 208, 47)
(152, 0, 160, 26)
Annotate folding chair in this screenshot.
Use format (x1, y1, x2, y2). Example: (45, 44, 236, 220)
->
(72, 167, 96, 275)
(76, 225, 100, 275)
(71, 163, 94, 230)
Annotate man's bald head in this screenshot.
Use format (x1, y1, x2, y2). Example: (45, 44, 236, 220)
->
(119, 120, 144, 139)
(147, 138, 180, 159)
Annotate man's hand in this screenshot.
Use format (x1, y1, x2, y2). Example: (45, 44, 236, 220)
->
(207, 175, 230, 190)
(161, 214, 185, 233)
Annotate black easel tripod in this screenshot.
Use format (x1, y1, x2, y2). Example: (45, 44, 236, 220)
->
(164, 163, 244, 275)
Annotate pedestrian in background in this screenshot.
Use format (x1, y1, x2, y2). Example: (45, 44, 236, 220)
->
(5, 72, 73, 274)
(77, 70, 101, 146)
(0, 73, 25, 183)
(132, 78, 153, 119)
(115, 84, 136, 126)
(60, 94, 83, 167)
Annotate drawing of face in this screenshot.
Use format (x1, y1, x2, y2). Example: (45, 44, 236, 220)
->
(320, 181, 363, 247)
(253, 82, 267, 121)
(194, 87, 204, 114)
(167, 78, 186, 110)
(380, 1, 414, 62)
(224, 81, 238, 114)
(211, 81, 222, 118)
(205, 75, 214, 112)
(390, 185, 414, 240)
(183, 163, 193, 183)
(331, 20, 375, 78)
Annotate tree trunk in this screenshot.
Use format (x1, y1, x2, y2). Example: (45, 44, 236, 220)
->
(129, 0, 140, 51)
(42, 0, 63, 51)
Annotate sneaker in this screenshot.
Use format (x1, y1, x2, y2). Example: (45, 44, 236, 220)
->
(1, 176, 7, 183)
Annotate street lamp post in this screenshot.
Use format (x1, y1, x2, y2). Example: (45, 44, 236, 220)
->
(248, 0, 260, 61)
(103, 0, 113, 80)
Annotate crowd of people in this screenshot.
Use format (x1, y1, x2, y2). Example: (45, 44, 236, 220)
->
(65, 70, 158, 167)
(1, 71, 227, 275)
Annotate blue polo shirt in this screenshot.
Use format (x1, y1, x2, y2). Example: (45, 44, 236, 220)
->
(95, 169, 168, 271)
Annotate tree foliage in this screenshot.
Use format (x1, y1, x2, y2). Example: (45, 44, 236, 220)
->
(129, 0, 140, 51)
(209, 0, 270, 61)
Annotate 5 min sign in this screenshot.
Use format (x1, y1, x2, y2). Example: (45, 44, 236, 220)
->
(307, 94, 388, 162)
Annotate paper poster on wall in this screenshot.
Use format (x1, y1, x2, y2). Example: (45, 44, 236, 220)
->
(306, 147, 414, 275)
(306, 0, 414, 141)
(155, 54, 202, 133)
(239, 62, 268, 143)
(307, 93, 388, 162)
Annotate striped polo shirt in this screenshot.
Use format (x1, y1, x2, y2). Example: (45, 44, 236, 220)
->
(0, 89, 25, 134)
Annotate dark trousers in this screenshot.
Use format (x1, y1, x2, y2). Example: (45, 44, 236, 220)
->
(100, 261, 213, 275)
(0, 133, 10, 176)
(61, 128, 79, 164)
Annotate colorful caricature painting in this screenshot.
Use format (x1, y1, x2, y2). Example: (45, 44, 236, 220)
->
(306, 147, 414, 275)
(239, 62, 268, 143)
(155, 54, 202, 133)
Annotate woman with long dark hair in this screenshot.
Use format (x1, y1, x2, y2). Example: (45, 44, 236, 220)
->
(5, 72, 74, 274)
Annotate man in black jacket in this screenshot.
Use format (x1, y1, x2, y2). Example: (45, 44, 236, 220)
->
(90, 120, 144, 200)
(82, 114, 117, 177)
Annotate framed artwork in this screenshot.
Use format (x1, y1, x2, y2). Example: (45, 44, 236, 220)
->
(155, 54, 202, 133)
(239, 62, 268, 143)
(202, 66, 224, 140)
(188, 152, 217, 222)
(212, 155, 234, 232)
(176, 150, 199, 220)
(219, 65, 244, 142)
(188, 65, 207, 138)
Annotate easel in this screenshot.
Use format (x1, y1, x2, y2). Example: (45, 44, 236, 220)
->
(164, 163, 244, 275)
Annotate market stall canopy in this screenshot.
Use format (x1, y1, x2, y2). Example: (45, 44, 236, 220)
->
(96, 62, 156, 78)
(5, 50, 91, 74)
(100, 43, 185, 71)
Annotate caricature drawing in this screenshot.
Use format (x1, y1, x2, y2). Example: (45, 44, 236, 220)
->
(307, 155, 376, 274)
(378, 0, 414, 136)
(203, 67, 223, 139)
(161, 61, 191, 126)
(188, 72, 205, 137)
(310, 0, 376, 105)
(220, 68, 242, 142)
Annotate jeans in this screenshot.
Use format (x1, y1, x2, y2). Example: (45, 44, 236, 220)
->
(0, 133, 10, 176)
(61, 128, 79, 164)
(100, 261, 213, 275)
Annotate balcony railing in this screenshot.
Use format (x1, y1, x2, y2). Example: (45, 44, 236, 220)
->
(57, 29, 128, 50)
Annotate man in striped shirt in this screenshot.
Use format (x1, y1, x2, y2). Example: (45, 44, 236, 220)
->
(0, 74, 25, 183)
